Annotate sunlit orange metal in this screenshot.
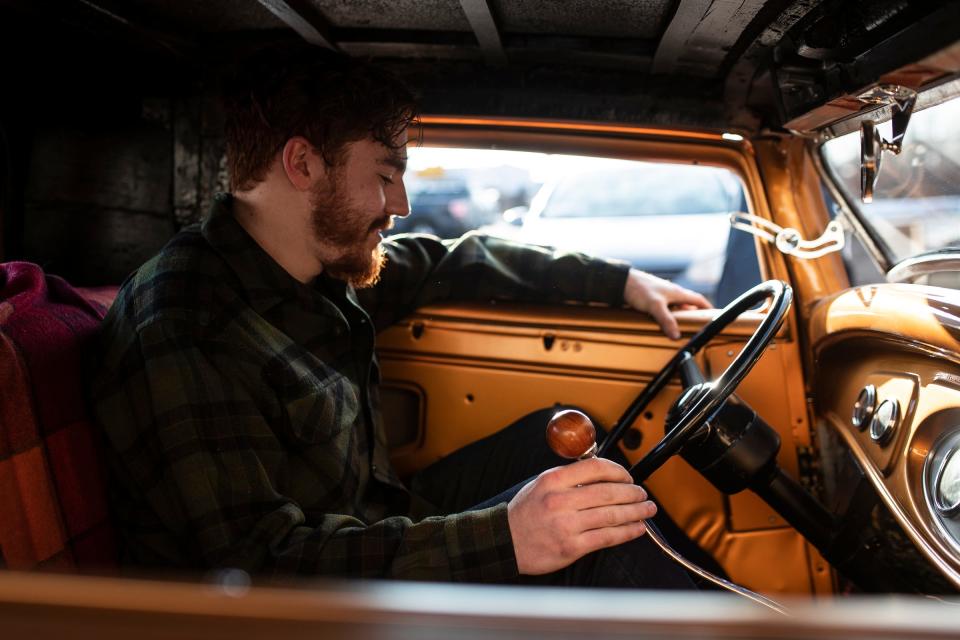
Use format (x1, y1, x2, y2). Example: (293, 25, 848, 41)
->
(420, 115, 728, 142)
(812, 284, 960, 589)
(753, 135, 851, 349)
(380, 304, 816, 595)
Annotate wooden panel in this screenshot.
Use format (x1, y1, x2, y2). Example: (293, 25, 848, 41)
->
(2, 571, 960, 640)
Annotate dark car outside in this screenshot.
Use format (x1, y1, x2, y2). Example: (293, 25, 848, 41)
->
(390, 178, 474, 239)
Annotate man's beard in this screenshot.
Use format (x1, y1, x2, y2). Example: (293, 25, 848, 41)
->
(310, 179, 389, 289)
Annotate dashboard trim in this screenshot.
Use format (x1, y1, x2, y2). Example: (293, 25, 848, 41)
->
(823, 409, 960, 589)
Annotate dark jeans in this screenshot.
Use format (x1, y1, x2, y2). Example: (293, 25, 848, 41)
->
(410, 407, 715, 589)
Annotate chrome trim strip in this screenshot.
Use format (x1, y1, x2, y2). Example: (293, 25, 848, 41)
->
(922, 432, 960, 555)
(819, 77, 960, 141)
(887, 252, 960, 284)
(644, 526, 790, 616)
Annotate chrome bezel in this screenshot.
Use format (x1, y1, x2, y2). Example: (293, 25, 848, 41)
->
(923, 431, 960, 548)
(870, 398, 900, 446)
(852, 384, 877, 431)
(934, 447, 960, 518)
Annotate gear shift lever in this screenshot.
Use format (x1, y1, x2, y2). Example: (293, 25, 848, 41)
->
(546, 409, 598, 459)
(544, 409, 789, 615)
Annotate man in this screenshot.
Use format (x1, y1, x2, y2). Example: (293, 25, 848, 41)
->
(91, 48, 711, 586)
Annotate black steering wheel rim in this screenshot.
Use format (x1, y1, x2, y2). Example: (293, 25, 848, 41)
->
(596, 280, 793, 482)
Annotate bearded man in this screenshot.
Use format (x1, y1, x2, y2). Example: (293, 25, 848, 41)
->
(91, 48, 713, 587)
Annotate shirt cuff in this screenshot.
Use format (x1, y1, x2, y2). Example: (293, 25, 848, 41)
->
(585, 258, 631, 307)
(444, 503, 519, 583)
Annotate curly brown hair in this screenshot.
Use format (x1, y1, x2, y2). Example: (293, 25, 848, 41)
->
(223, 46, 419, 192)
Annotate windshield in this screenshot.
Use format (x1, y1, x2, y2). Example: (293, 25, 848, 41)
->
(822, 96, 960, 270)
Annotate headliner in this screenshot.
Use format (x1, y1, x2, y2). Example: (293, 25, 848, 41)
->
(3, 0, 959, 131)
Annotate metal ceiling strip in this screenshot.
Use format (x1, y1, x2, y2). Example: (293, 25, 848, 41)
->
(458, 0, 507, 65)
(72, 0, 193, 59)
(255, 0, 337, 50)
(653, 0, 712, 75)
(653, 0, 768, 77)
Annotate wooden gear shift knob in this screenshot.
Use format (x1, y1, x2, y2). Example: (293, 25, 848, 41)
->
(546, 409, 598, 459)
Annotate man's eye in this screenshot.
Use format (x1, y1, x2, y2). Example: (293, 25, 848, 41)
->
(379, 174, 394, 185)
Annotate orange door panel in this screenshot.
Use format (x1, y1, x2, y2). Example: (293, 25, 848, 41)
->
(377, 302, 827, 595)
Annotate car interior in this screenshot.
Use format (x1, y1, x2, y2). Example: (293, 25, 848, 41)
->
(1, 0, 960, 637)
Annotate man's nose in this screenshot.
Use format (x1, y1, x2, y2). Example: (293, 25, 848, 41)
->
(386, 181, 411, 218)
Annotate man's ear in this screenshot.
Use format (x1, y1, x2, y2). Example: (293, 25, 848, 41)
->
(281, 136, 326, 191)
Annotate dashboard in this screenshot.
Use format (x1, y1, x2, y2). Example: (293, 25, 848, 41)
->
(811, 283, 960, 590)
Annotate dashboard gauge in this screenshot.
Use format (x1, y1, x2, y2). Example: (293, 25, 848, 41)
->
(924, 430, 960, 552)
(935, 447, 960, 518)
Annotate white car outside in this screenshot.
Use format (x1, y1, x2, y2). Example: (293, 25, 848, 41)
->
(490, 160, 744, 297)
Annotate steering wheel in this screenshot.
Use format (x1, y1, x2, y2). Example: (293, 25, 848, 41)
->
(596, 280, 793, 483)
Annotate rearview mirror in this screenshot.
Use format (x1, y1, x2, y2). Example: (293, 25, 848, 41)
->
(857, 84, 917, 203)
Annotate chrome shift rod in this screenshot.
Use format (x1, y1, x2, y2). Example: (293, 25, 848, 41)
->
(545, 409, 790, 616)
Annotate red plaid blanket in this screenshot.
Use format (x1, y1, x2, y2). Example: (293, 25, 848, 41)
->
(0, 262, 117, 570)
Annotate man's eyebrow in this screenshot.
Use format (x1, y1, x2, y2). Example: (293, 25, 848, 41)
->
(379, 152, 408, 172)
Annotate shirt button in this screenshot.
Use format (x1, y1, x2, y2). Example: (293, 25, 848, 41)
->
(371, 464, 378, 474)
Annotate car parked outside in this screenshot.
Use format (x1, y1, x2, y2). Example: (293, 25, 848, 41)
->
(392, 150, 536, 240)
(400, 149, 761, 304)
(393, 146, 760, 305)
(390, 175, 474, 238)
(497, 159, 750, 301)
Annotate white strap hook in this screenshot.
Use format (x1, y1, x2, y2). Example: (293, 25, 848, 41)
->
(730, 212, 844, 259)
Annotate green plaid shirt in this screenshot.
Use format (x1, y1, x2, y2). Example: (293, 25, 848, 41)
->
(91, 193, 630, 582)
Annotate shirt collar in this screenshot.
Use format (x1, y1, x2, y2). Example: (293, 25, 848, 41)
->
(201, 193, 315, 315)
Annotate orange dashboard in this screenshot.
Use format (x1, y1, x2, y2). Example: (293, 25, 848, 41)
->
(811, 284, 960, 589)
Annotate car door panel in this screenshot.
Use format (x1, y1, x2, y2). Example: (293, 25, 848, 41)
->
(378, 302, 826, 594)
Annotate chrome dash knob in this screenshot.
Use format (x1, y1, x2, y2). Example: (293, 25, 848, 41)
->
(852, 384, 877, 431)
(869, 398, 900, 446)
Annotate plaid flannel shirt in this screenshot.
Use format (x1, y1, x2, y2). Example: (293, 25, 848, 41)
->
(91, 193, 630, 582)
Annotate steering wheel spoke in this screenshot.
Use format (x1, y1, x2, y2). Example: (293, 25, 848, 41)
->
(678, 351, 706, 387)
